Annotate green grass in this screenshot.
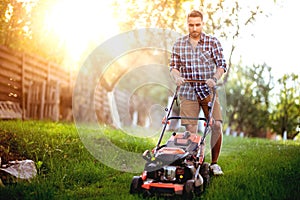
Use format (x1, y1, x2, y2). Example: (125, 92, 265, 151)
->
(0, 120, 299, 200)
(206, 137, 300, 200)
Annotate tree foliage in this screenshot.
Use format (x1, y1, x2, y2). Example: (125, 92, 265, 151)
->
(226, 63, 274, 137)
(0, 0, 33, 50)
(0, 0, 66, 63)
(270, 73, 300, 139)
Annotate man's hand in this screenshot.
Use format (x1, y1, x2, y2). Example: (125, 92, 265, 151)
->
(206, 68, 224, 88)
(170, 69, 185, 86)
(206, 78, 217, 88)
(174, 76, 185, 86)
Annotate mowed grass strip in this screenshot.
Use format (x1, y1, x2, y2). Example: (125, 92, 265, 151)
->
(0, 120, 299, 200)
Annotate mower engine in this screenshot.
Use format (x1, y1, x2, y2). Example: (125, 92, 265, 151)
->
(143, 146, 195, 184)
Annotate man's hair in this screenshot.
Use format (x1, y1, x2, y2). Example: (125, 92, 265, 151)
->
(187, 10, 203, 21)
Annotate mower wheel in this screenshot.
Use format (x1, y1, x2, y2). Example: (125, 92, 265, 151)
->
(200, 162, 210, 189)
(129, 176, 143, 194)
(183, 180, 194, 200)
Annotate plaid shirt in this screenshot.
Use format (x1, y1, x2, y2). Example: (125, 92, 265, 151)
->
(170, 33, 227, 100)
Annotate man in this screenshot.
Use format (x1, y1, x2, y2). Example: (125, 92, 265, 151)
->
(169, 10, 227, 175)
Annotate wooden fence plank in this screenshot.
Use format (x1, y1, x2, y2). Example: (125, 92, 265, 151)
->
(0, 45, 23, 57)
(26, 81, 46, 120)
(0, 93, 21, 102)
(0, 59, 22, 75)
(0, 84, 21, 98)
(44, 81, 60, 121)
(0, 50, 22, 66)
(0, 69, 22, 82)
(24, 64, 48, 79)
(0, 76, 21, 87)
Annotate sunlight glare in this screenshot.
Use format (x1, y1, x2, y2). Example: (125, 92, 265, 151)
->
(44, 0, 120, 69)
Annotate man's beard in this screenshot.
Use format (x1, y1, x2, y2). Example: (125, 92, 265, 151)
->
(190, 31, 200, 39)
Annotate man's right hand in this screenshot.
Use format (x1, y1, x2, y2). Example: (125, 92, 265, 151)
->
(174, 76, 185, 86)
(170, 69, 185, 86)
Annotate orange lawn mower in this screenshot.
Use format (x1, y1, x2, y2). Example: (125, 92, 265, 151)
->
(130, 80, 218, 199)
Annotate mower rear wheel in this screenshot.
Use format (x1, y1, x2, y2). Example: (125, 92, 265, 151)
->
(129, 176, 143, 194)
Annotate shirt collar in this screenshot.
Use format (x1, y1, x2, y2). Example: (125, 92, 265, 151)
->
(186, 32, 205, 43)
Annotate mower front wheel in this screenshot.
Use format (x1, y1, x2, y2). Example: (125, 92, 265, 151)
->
(182, 180, 194, 200)
(129, 176, 143, 194)
(200, 162, 211, 189)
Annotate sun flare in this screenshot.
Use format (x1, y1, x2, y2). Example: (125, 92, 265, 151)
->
(44, 0, 120, 69)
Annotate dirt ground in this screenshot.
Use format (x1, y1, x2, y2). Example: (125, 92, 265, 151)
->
(0, 130, 25, 165)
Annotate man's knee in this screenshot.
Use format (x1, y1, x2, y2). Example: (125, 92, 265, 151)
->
(212, 120, 222, 133)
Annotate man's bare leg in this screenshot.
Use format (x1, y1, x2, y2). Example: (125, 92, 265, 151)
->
(211, 121, 222, 164)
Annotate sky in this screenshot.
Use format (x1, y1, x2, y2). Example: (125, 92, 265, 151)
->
(234, 0, 300, 80)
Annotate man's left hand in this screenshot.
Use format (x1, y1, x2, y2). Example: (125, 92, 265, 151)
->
(206, 78, 216, 88)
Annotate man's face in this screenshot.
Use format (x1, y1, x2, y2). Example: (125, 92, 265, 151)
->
(188, 17, 203, 40)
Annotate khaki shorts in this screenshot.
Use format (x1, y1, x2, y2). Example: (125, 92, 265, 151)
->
(179, 93, 223, 125)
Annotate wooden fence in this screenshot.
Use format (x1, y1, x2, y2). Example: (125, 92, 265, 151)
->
(0, 45, 72, 120)
(0, 45, 155, 126)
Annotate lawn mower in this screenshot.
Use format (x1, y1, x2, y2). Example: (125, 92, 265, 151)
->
(130, 81, 217, 199)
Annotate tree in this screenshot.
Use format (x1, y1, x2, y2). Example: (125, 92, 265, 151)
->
(0, 0, 33, 50)
(270, 73, 300, 139)
(225, 63, 274, 137)
(0, 0, 67, 64)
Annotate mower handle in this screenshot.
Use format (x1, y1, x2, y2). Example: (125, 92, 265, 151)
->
(184, 79, 207, 83)
(167, 116, 207, 121)
(184, 79, 221, 88)
(175, 80, 218, 96)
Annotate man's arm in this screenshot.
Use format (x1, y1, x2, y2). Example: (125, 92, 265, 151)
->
(169, 41, 185, 86)
(206, 37, 227, 87)
(206, 68, 225, 88)
(213, 68, 225, 81)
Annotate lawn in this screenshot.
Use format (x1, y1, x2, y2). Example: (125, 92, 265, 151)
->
(0, 120, 299, 200)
